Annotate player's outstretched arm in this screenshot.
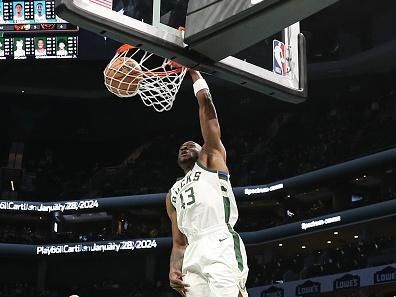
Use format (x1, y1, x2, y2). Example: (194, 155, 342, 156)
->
(189, 69, 227, 171)
(166, 194, 189, 296)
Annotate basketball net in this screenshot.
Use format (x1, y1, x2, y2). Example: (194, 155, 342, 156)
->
(104, 44, 187, 112)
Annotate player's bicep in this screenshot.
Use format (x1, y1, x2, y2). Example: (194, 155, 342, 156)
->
(200, 141, 227, 172)
(209, 140, 227, 161)
(166, 193, 187, 247)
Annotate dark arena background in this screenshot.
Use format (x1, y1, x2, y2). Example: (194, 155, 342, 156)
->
(1, 0, 396, 297)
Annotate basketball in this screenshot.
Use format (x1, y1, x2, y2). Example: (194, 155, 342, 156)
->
(104, 56, 142, 96)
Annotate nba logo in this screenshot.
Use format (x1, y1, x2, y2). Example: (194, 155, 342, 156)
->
(273, 40, 287, 76)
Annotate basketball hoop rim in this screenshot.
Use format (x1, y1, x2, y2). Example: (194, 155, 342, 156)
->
(116, 44, 186, 77)
(117, 44, 135, 54)
(145, 67, 185, 77)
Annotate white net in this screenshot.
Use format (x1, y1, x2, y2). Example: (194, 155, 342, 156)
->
(104, 45, 187, 112)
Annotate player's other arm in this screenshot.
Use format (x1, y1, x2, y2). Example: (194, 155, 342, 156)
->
(189, 70, 227, 171)
(166, 193, 189, 297)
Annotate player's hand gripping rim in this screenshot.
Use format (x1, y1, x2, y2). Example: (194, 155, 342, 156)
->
(169, 271, 190, 297)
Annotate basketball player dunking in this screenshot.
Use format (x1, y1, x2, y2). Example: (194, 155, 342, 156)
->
(166, 69, 249, 297)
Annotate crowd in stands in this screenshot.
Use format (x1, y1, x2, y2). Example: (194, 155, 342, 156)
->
(247, 235, 396, 287)
(0, 177, 395, 244)
(18, 82, 396, 201)
(0, 281, 178, 297)
(0, 42, 396, 297)
(0, 220, 49, 244)
(0, 77, 393, 201)
(1, 232, 396, 297)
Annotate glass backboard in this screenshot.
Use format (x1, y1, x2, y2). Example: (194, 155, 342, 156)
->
(54, 0, 338, 103)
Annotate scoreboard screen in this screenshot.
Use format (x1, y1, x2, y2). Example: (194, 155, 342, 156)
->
(0, 0, 79, 60)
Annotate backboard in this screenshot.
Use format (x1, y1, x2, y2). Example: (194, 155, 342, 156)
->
(55, 0, 339, 103)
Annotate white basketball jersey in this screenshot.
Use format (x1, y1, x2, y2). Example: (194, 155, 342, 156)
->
(170, 161, 239, 237)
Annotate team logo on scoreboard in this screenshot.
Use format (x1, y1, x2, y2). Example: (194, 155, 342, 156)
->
(273, 39, 287, 76)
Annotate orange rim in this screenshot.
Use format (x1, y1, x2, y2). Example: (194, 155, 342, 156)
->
(143, 60, 185, 76)
(144, 67, 185, 77)
(117, 44, 135, 54)
(115, 45, 186, 76)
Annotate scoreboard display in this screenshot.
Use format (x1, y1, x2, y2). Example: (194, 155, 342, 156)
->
(0, 0, 79, 60)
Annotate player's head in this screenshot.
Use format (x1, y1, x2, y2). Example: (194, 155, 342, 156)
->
(37, 39, 44, 49)
(177, 141, 201, 171)
(15, 4, 22, 13)
(37, 3, 43, 13)
(58, 41, 66, 49)
(16, 39, 24, 49)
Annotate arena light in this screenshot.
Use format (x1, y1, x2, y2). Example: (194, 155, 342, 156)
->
(301, 245, 306, 249)
(333, 231, 339, 235)
(354, 235, 359, 239)
(352, 195, 364, 202)
(286, 210, 295, 217)
(278, 243, 283, 247)
(327, 240, 332, 244)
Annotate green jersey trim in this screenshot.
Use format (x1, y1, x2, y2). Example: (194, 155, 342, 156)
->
(196, 161, 229, 181)
(223, 195, 243, 272)
(223, 196, 231, 223)
(228, 224, 244, 272)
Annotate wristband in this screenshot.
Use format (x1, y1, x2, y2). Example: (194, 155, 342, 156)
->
(193, 78, 209, 97)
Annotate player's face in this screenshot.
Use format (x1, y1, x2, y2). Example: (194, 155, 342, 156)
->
(16, 4, 22, 13)
(37, 4, 43, 13)
(59, 42, 65, 49)
(177, 141, 201, 167)
(37, 40, 44, 49)
(16, 40, 23, 49)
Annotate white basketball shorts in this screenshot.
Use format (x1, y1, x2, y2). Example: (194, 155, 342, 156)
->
(182, 224, 249, 297)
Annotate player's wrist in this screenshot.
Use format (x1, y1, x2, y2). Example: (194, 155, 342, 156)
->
(189, 69, 204, 82)
(188, 68, 200, 76)
(193, 78, 209, 97)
